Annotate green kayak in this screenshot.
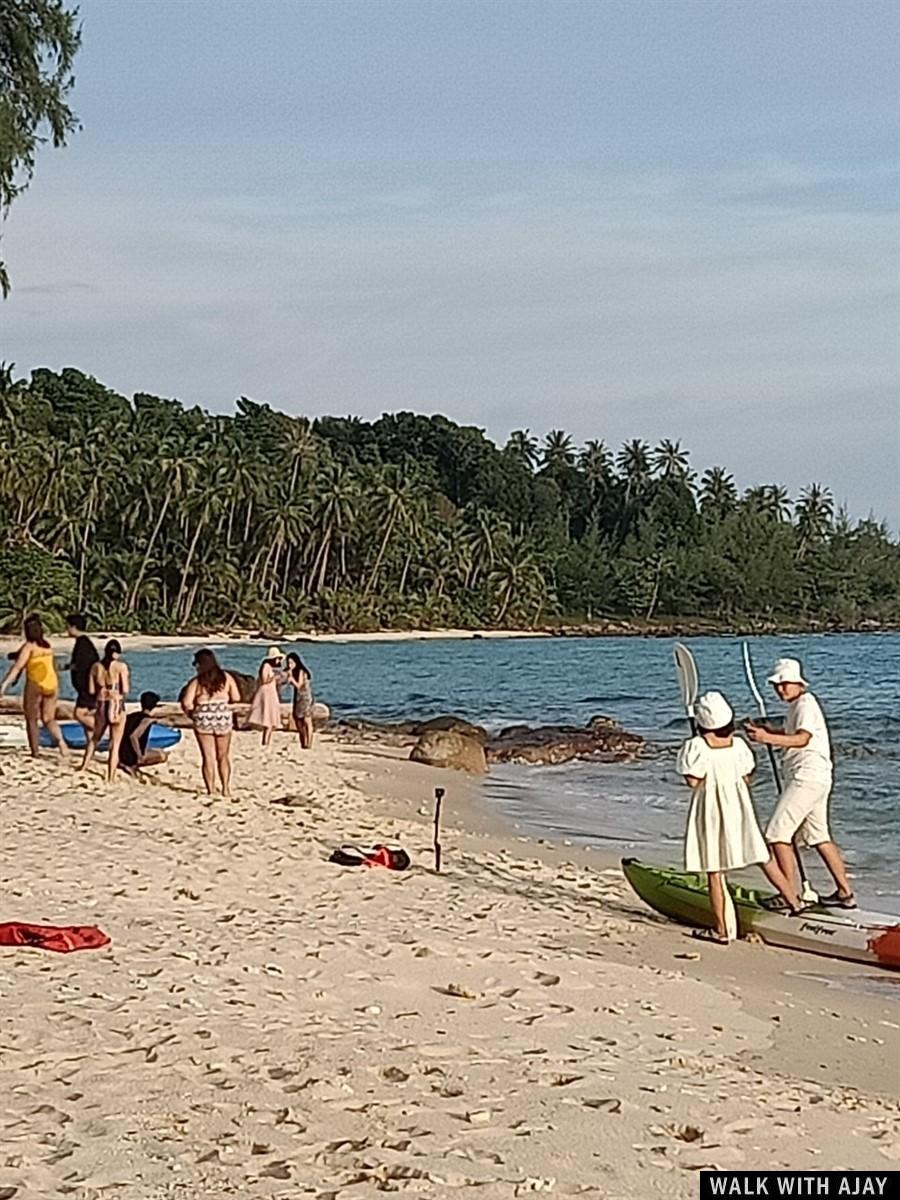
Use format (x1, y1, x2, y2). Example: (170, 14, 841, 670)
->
(621, 857, 900, 970)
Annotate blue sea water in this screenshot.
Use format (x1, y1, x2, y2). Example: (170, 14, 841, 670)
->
(75, 633, 899, 906)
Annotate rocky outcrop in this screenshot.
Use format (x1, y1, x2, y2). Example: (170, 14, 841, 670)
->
(485, 715, 643, 766)
(230, 670, 257, 704)
(410, 715, 488, 744)
(409, 729, 488, 775)
(333, 712, 643, 769)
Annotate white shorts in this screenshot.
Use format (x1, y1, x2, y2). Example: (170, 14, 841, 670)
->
(765, 778, 832, 847)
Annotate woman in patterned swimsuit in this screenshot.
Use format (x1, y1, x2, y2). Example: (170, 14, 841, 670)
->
(286, 652, 315, 750)
(181, 649, 241, 796)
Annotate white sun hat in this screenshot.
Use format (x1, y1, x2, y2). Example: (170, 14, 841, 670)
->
(767, 657, 807, 687)
(695, 690, 734, 730)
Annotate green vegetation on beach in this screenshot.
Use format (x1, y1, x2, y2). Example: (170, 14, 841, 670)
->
(1, 366, 898, 634)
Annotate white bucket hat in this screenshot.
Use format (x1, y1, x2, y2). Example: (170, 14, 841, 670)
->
(695, 690, 733, 731)
(767, 657, 807, 687)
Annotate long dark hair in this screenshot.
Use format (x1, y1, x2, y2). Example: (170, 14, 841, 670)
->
(286, 652, 310, 684)
(23, 614, 50, 648)
(194, 649, 226, 696)
(102, 638, 122, 669)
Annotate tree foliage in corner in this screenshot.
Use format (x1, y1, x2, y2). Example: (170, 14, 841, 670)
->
(0, 0, 81, 295)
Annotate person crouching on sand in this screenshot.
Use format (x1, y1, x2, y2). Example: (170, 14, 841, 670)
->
(181, 650, 241, 796)
(746, 657, 855, 909)
(0, 614, 67, 757)
(119, 691, 167, 776)
(247, 646, 287, 747)
(677, 690, 809, 945)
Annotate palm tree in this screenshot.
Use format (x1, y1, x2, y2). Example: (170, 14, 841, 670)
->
(309, 465, 359, 592)
(126, 445, 196, 611)
(767, 485, 792, 522)
(462, 506, 511, 586)
(257, 499, 310, 600)
(617, 439, 652, 504)
(795, 483, 834, 550)
(364, 468, 421, 595)
(652, 438, 690, 479)
(488, 540, 545, 623)
(699, 467, 737, 518)
(505, 429, 539, 470)
(284, 416, 318, 499)
(174, 478, 222, 624)
(70, 439, 108, 609)
(542, 429, 575, 469)
(743, 485, 791, 522)
(579, 439, 612, 482)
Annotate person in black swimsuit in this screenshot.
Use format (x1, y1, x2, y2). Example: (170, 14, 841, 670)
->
(66, 613, 99, 733)
(119, 692, 167, 774)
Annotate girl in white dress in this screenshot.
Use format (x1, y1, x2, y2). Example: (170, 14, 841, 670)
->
(677, 691, 806, 944)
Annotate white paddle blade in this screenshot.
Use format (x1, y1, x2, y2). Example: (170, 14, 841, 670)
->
(742, 641, 768, 717)
(673, 643, 699, 715)
(724, 887, 738, 940)
(801, 878, 819, 904)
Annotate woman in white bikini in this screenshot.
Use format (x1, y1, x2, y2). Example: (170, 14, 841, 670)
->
(181, 649, 241, 796)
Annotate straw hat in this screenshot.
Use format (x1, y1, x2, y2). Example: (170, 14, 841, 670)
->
(695, 691, 733, 730)
(266, 645, 284, 661)
(767, 658, 807, 687)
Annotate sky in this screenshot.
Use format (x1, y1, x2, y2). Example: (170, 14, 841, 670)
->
(2, 0, 898, 527)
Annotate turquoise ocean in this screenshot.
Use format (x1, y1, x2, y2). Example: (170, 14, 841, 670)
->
(72, 633, 899, 907)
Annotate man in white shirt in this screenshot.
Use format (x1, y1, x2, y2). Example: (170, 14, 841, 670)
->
(746, 658, 855, 909)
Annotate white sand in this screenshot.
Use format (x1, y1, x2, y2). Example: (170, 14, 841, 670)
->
(0, 628, 546, 656)
(0, 731, 898, 1197)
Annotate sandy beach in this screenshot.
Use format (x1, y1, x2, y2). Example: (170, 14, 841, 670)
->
(0, 629, 547, 658)
(0, 725, 898, 1198)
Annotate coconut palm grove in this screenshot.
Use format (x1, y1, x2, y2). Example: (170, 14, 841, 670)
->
(1, 365, 898, 634)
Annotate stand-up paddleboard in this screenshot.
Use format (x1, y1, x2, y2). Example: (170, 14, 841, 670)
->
(38, 722, 182, 752)
(0, 725, 29, 749)
(622, 858, 900, 971)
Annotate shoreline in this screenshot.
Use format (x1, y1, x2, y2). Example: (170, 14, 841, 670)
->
(2, 619, 899, 656)
(1, 728, 898, 1195)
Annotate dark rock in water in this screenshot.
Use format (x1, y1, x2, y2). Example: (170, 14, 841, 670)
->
(410, 729, 488, 775)
(486, 716, 643, 766)
(230, 670, 258, 704)
(328, 711, 643, 769)
(411, 715, 488, 744)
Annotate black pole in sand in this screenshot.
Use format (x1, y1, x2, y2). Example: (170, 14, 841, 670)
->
(433, 787, 445, 872)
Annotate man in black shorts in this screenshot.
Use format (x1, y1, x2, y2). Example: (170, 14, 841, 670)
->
(119, 692, 168, 774)
(66, 614, 99, 733)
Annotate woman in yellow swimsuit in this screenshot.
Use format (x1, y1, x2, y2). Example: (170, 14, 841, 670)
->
(0, 614, 67, 757)
(79, 639, 130, 782)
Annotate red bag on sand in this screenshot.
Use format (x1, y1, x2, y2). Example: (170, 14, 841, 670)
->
(0, 923, 110, 953)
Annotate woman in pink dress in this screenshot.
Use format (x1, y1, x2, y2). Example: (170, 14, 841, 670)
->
(246, 647, 286, 746)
